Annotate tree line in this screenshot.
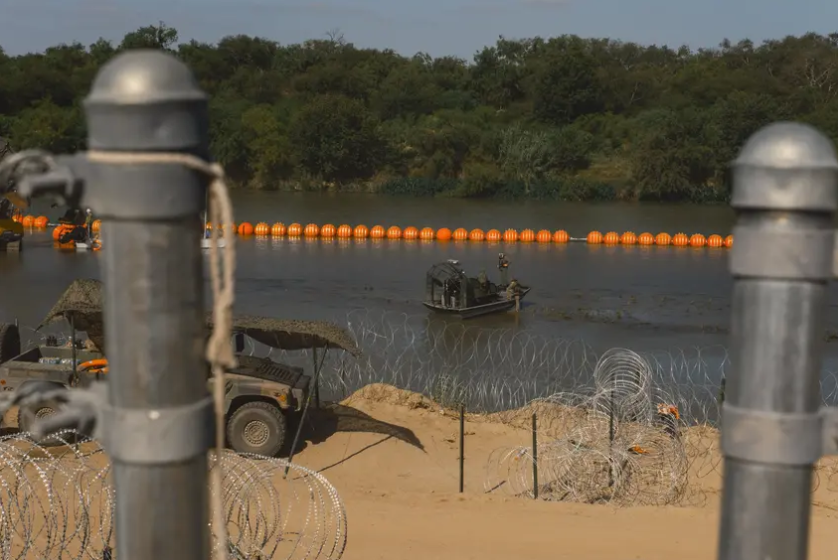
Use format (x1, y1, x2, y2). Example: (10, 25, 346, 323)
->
(2, 23, 837, 202)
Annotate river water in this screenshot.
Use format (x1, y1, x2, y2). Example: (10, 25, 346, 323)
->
(2, 192, 837, 416)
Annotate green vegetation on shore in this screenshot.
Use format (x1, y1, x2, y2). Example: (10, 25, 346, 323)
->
(1, 24, 836, 202)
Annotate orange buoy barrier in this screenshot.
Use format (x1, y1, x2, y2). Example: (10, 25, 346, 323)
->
(22, 216, 34, 227)
(621, 232, 637, 245)
(229, 220, 734, 250)
(672, 233, 689, 247)
(553, 230, 569, 243)
(34, 216, 48, 229)
(92, 219, 101, 233)
(304, 223, 320, 238)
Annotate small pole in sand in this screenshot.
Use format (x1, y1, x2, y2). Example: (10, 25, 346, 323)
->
(532, 412, 538, 499)
(459, 403, 465, 493)
(312, 347, 320, 408)
(608, 385, 615, 489)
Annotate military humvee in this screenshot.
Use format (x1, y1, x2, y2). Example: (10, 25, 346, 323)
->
(0, 280, 360, 458)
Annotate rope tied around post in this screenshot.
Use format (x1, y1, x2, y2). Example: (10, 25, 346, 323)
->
(86, 149, 235, 560)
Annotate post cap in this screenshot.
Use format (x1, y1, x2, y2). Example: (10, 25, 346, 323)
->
(85, 49, 207, 106)
(731, 122, 838, 212)
(734, 122, 838, 171)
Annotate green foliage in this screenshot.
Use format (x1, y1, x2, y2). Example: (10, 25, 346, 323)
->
(3, 25, 838, 201)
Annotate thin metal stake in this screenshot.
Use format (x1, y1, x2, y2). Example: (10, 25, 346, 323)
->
(459, 403, 465, 493)
(532, 412, 538, 499)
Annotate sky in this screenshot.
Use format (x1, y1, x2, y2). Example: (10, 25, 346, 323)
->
(0, 0, 836, 59)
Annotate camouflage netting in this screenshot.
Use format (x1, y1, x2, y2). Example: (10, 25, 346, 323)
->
(38, 279, 360, 356)
(38, 278, 105, 350)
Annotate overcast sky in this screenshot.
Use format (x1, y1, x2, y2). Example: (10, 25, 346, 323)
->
(1, 0, 835, 59)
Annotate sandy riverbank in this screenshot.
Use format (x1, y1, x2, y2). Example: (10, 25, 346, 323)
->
(289, 384, 838, 560)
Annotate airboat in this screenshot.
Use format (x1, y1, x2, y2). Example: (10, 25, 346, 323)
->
(422, 259, 530, 319)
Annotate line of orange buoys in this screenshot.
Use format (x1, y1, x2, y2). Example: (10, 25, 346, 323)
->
(206, 222, 734, 248)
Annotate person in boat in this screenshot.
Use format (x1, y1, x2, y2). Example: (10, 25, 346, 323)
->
(505, 278, 520, 299)
(85, 208, 94, 241)
(498, 253, 509, 285)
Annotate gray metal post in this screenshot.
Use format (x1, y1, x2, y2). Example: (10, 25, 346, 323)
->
(718, 122, 838, 560)
(83, 51, 211, 560)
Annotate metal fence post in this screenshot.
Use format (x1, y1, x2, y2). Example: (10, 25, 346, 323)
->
(718, 122, 838, 560)
(84, 51, 211, 560)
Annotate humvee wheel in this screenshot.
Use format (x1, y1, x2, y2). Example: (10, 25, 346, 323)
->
(226, 401, 287, 457)
(0, 323, 21, 363)
(18, 403, 66, 447)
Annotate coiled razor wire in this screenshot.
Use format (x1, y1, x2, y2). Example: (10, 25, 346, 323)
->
(0, 430, 346, 560)
(22, 311, 838, 506)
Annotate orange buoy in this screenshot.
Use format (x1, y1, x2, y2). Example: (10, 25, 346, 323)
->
(672, 233, 689, 247)
(386, 226, 402, 239)
(724, 235, 733, 248)
(419, 227, 435, 240)
(655, 233, 671, 246)
(707, 234, 723, 248)
(353, 225, 369, 239)
(403, 226, 419, 240)
(603, 231, 619, 244)
(519, 229, 535, 243)
(370, 225, 385, 239)
(689, 233, 706, 247)
(587, 231, 603, 244)
(22, 216, 33, 227)
(92, 219, 102, 233)
(452, 228, 468, 241)
(503, 229, 518, 243)
(254, 222, 270, 236)
(238, 222, 254, 236)
(620, 231, 637, 245)
(486, 229, 501, 242)
(288, 223, 303, 237)
(638, 232, 654, 245)
(536, 230, 551, 243)
(337, 224, 352, 238)
(304, 223, 320, 238)
(34, 216, 48, 229)
(321, 224, 336, 238)
(271, 222, 286, 236)
(436, 228, 452, 241)
(469, 228, 485, 242)
(553, 230, 569, 244)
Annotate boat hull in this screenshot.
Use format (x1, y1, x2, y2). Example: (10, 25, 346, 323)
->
(423, 287, 530, 319)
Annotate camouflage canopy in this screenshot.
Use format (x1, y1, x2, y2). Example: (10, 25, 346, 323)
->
(39, 279, 360, 356)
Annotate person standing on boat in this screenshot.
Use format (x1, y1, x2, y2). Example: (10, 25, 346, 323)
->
(498, 253, 509, 286)
(85, 208, 93, 243)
